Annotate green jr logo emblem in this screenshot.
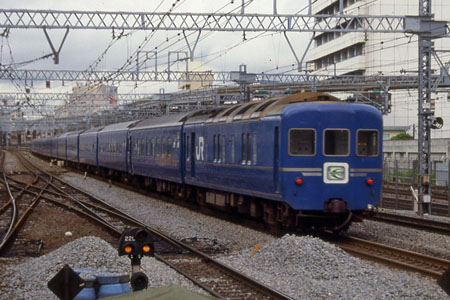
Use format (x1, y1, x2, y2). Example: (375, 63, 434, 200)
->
(328, 166, 345, 180)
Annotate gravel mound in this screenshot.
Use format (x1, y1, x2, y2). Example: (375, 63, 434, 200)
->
(0, 236, 206, 300)
(218, 234, 447, 299)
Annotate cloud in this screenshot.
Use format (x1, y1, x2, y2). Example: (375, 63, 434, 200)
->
(1, 0, 312, 94)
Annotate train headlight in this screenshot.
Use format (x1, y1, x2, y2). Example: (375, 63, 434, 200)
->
(366, 178, 374, 186)
(295, 178, 303, 185)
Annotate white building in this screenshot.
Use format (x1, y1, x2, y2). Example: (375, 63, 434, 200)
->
(58, 84, 119, 118)
(307, 0, 450, 139)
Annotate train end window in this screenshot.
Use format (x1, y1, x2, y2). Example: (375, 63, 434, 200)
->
(289, 129, 315, 156)
(324, 129, 349, 156)
(357, 130, 379, 156)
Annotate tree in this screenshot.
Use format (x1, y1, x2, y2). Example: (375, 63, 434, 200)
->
(390, 132, 414, 140)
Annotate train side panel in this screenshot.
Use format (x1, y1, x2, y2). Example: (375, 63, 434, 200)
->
(183, 118, 282, 200)
(56, 132, 71, 161)
(79, 127, 103, 167)
(130, 126, 183, 183)
(66, 131, 82, 163)
(98, 122, 137, 172)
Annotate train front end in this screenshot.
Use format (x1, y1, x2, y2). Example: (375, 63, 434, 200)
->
(280, 101, 383, 231)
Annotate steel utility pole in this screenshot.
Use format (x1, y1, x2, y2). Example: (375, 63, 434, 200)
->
(418, 0, 433, 216)
(417, 0, 434, 215)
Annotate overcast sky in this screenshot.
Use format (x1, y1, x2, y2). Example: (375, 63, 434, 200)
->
(0, 0, 313, 95)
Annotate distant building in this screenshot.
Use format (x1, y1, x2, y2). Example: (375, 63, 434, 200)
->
(70, 84, 118, 106)
(307, 0, 450, 139)
(383, 139, 449, 164)
(59, 84, 118, 117)
(178, 61, 214, 91)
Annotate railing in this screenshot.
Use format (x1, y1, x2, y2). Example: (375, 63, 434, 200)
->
(381, 160, 450, 216)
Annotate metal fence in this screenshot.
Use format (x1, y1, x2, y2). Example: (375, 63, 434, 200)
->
(383, 159, 449, 186)
(382, 160, 450, 216)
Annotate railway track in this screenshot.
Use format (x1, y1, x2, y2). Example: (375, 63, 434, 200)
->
(366, 210, 450, 236)
(0, 150, 17, 251)
(18, 150, 450, 292)
(3, 150, 294, 300)
(381, 182, 449, 216)
(332, 234, 450, 279)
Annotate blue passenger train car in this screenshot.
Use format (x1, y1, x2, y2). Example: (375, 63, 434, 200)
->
(56, 132, 71, 161)
(31, 92, 383, 231)
(98, 121, 137, 173)
(79, 126, 104, 167)
(66, 130, 83, 163)
(129, 114, 186, 183)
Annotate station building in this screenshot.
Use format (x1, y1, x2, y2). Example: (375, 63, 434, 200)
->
(307, 0, 450, 139)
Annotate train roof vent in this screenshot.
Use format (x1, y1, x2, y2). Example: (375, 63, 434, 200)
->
(215, 105, 241, 122)
(205, 107, 228, 123)
(250, 99, 278, 119)
(184, 108, 224, 124)
(232, 102, 259, 121)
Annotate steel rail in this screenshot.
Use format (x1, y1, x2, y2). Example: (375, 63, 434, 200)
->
(14, 152, 123, 232)
(335, 235, 450, 279)
(367, 210, 450, 236)
(0, 151, 18, 251)
(22, 151, 294, 299)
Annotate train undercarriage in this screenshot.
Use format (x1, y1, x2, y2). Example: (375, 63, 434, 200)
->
(61, 160, 362, 233)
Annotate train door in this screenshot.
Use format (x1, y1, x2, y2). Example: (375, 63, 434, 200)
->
(273, 126, 280, 192)
(184, 133, 190, 177)
(190, 132, 195, 177)
(127, 134, 133, 174)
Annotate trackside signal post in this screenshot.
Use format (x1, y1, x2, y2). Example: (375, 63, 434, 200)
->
(118, 228, 155, 291)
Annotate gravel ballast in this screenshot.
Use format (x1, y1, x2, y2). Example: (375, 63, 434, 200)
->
(2, 153, 449, 299)
(218, 234, 447, 299)
(348, 218, 450, 260)
(59, 172, 276, 252)
(0, 236, 207, 300)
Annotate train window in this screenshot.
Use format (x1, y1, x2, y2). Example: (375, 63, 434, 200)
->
(167, 137, 172, 158)
(185, 135, 189, 161)
(161, 138, 165, 157)
(252, 134, 257, 165)
(324, 129, 349, 156)
(230, 136, 235, 164)
(151, 138, 155, 156)
(220, 135, 225, 163)
(357, 130, 379, 156)
(241, 133, 247, 164)
(213, 135, 217, 162)
(289, 129, 316, 156)
(156, 138, 160, 157)
(144, 140, 148, 156)
(247, 134, 251, 165)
